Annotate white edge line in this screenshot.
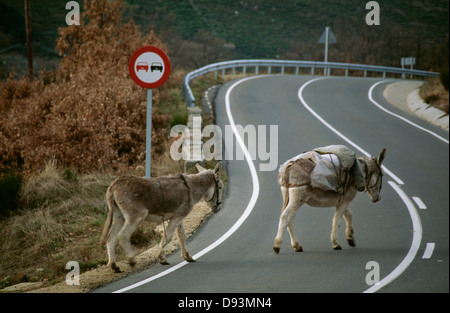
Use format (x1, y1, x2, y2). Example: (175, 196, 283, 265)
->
(297, 77, 404, 185)
(112, 76, 261, 293)
(412, 196, 427, 210)
(368, 81, 449, 145)
(422, 242, 435, 259)
(363, 181, 422, 293)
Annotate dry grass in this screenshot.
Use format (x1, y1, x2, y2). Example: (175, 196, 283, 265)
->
(0, 153, 186, 289)
(0, 160, 111, 287)
(419, 77, 449, 115)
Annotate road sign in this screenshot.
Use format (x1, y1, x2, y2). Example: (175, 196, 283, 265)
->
(318, 27, 336, 44)
(129, 46, 171, 89)
(401, 57, 416, 66)
(129, 46, 171, 177)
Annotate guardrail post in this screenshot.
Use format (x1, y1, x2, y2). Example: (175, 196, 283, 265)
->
(295, 67, 299, 75)
(345, 68, 349, 77)
(268, 66, 271, 74)
(281, 66, 285, 75)
(255, 66, 259, 74)
(311, 67, 314, 75)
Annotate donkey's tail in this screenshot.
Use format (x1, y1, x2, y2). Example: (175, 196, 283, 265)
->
(281, 187, 290, 212)
(100, 186, 116, 246)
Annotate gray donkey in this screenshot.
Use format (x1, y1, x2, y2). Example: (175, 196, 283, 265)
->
(100, 162, 223, 273)
(274, 148, 385, 253)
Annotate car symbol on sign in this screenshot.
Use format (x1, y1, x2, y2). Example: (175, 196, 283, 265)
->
(136, 62, 149, 72)
(151, 62, 163, 72)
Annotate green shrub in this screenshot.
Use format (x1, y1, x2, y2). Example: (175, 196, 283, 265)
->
(170, 110, 189, 128)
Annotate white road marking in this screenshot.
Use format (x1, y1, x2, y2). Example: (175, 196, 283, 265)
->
(368, 81, 449, 145)
(412, 196, 427, 210)
(364, 181, 422, 293)
(422, 242, 435, 259)
(297, 78, 423, 293)
(112, 76, 262, 293)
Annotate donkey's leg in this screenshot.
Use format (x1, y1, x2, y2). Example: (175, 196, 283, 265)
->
(287, 216, 303, 252)
(330, 205, 346, 250)
(273, 187, 303, 254)
(106, 207, 124, 273)
(176, 221, 195, 262)
(158, 216, 183, 265)
(343, 207, 356, 247)
(117, 209, 148, 267)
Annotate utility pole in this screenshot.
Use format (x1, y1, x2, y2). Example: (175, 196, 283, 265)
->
(25, 0, 33, 79)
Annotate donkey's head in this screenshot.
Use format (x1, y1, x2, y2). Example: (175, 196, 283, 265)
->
(196, 162, 224, 213)
(361, 148, 386, 203)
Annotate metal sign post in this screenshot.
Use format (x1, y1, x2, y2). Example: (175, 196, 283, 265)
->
(146, 89, 152, 178)
(129, 46, 171, 177)
(318, 26, 336, 76)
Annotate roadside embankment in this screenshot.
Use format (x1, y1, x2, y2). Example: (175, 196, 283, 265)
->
(383, 81, 449, 131)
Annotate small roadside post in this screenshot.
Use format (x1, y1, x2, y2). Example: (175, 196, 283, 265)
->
(129, 46, 171, 178)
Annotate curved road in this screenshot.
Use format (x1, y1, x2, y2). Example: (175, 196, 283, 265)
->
(95, 75, 448, 293)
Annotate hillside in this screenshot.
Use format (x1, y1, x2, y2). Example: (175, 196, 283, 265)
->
(131, 0, 449, 68)
(1, 0, 448, 77)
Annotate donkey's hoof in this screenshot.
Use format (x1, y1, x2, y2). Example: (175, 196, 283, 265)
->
(128, 259, 136, 267)
(159, 259, 170, 265)
(347, 238, 356, 247)
(333, 245, 342, 250)
(273, 246, 280, 254)
(293, 242, 303, 252)
(110, 263, 122, 273)
(183, 255, 196, 262)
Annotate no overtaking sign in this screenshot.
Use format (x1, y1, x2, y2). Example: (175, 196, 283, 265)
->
(129, 46, 171, 89)
(129, 46, 171, 177)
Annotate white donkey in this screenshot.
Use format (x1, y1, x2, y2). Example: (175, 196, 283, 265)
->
(100, 162, 223, 272)
(273, 149, 385, 253)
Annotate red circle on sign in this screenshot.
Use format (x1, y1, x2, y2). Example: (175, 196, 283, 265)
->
(129, 46, 171, 89)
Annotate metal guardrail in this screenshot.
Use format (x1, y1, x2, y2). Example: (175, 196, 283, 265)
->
(182, 59, 439, 107)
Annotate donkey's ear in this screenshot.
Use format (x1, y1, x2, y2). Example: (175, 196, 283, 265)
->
(214, 162, 222, 178)
(195, 163, 207, 172)
(377, 148, 386, 166)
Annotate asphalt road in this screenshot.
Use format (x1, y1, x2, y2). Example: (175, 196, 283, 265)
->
(95, 75, 448, 293)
